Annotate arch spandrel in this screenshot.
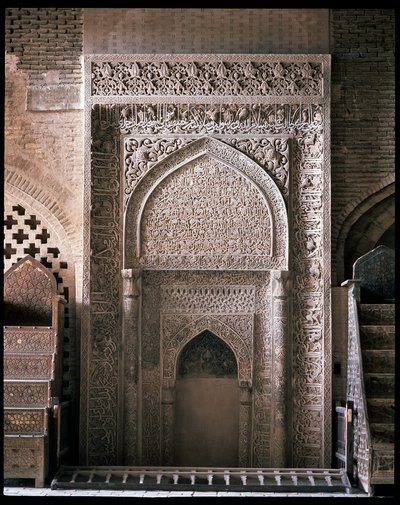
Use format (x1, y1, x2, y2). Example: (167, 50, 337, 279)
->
(124, 136, 288, 270)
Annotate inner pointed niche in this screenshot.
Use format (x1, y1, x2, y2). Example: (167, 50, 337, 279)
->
(177, 330, 238, 379)
(141, 155, 272, 258)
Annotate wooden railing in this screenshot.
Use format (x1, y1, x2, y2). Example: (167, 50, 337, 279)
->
(341, 279, 372, 494)
(51, 466, 351, 492)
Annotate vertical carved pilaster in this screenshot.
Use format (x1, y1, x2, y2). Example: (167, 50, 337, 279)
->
(239, 382, 253, 467)
(121, 268, 141, 464)
(271, 270, 289, 466)
(161, 380, 175, 466)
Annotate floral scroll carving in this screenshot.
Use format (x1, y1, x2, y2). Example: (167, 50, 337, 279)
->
(124, 136, 288, 271)
(162, 314, 253, 386)
(85, 54, 331, 467)
(177, 330, 238, 378)
(124, 136, 290, 206)
(91, 59, 323, 97)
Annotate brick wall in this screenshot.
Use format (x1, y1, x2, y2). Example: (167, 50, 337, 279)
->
(83, 8, 330, 54)
(5, 7, 83, 87)
(330, 9, 395, 284)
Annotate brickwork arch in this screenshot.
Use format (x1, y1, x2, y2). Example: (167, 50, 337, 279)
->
(334, 177, 395, 284)
(5, 172, 81, 261)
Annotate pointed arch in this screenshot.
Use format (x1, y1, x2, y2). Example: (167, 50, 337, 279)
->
(176, 330, 238, 379)
(124, 136, 288, 270)
(162, 314, 253, 386)
(334, 180, 395, 283)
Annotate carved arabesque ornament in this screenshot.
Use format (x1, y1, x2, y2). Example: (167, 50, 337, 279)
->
(91, 59, 323, 97)
(83, 54, 331, 467)
(162, 314, 253, 386)
(124, 136, 288, 271)
(124, 135, 290, 206)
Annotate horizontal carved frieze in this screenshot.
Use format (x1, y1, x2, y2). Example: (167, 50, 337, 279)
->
(119, 103, 324, 134)
(138, 254, 286, 271)
(90, 58, 324, 98)
(161, 285, 255, 314)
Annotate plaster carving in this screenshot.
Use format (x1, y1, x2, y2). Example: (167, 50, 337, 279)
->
(161, 285, 255, 314)
(177, 331, 238, 378)
(120, 103, 324, 136)
(124, 135, 290, 207)
(124, 136, 288, 270)
(83, 55, 331, 467)
(91, 59, 323, 97)
(162, 314, 253, 385)
(160, 311, 254, 467)
(141, 158, 272, 257)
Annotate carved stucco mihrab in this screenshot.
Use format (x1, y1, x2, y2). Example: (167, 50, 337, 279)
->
(82, 54, 331, 468)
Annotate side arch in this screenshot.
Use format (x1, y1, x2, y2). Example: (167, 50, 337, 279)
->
(334, 179, 395, 283)
(4, 177, 79, 264)
(124, 136, 288, 271)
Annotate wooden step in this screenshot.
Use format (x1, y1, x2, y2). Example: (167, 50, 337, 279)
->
(370, 423, 394, 448)
(359, 325, 395, 350)
(370, 448, 395, 485)
(363, 373, 395, 398)
(367, 399, 395, 424)
(362, 350, 395, 373)
(358, 304, 395, 325)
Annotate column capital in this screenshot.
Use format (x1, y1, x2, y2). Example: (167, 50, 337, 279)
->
(272, 270, 289, 298)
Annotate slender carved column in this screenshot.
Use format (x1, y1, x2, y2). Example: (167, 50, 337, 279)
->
(271, 270, 289, 466)
(121, 268, 141, 464)
(161, 380, 175, 466)
(239, 381, 253, 467)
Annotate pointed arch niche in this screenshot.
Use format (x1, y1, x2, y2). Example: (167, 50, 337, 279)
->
(124, 136, 288, 271)
(121, 137, 289, 468)
(173, 330, 239, 467)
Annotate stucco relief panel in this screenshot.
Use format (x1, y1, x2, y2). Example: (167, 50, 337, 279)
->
(84, 55, 330, 467)
(141, 156, 272, 260)
(124, 136, 288, 271)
